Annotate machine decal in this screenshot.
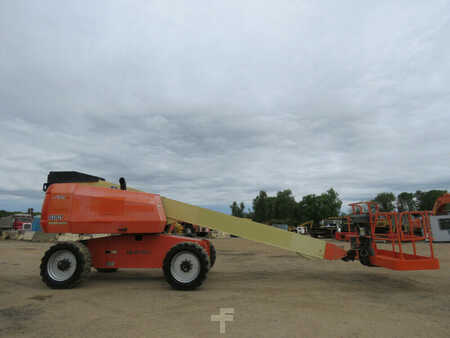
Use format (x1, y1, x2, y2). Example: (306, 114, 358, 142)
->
(126, 249, 150, 255)
(49, 215, 64, 221)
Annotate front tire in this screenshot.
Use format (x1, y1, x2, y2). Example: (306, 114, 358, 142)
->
(40, 241, 91, 289)
(209, 241, 216, 268)
(163, 242, 209, 290)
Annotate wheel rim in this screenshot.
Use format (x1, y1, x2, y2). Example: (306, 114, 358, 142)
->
(47, 249, 77, 282)
(170, 251, 200, 283)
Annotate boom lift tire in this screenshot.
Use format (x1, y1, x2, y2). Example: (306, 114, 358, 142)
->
(96, 268, 118, 273)
(163, 242, 210, 290)
(358, 237, 376, 267)
(40, 241, 91, 289)
(209, 241, 216, 268)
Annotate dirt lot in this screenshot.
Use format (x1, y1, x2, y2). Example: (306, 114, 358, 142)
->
(0, 238, 449, 338)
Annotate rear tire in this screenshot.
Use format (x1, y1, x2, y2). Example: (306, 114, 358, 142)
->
(163, 242, 209, 290)
(40, 241, 91, 289)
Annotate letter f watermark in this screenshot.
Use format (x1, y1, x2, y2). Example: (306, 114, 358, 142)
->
(211, 308, 234, 334)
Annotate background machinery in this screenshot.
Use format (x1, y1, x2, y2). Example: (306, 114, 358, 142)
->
(308, 220, 337, 238)
(336, 202, 409, 240)
(166, 221, 210, 237)
(430, 193, 450, 242)
(39, 172, 440, 290)
(335, 202, 381, 241)
(0, 213, 33, 231)
(432, 193, 450, 216)
(291, 220, 313, 234)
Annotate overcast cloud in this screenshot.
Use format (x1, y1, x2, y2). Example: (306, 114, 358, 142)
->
(1, 1, 449, 213)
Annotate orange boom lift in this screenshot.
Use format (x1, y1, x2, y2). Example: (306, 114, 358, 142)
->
(39, 172, 439, 290)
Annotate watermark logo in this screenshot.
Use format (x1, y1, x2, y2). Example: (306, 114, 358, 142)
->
(211, 308, 234, 334)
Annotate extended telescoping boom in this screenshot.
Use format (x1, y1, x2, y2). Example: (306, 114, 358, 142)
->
(39, 172, 439, 290)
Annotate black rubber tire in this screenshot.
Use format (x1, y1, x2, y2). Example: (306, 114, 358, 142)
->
(163, 242, 209, 291)
(358, 240, 376, 267)
(96, 268, 118, 273)
(209, 241, 216, 269)
(40, 241, 91, 289)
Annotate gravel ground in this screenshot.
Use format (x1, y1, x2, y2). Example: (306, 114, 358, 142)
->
(0, 238, 449, 338)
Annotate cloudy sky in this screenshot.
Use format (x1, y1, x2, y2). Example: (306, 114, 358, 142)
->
(1, 1, 449, 214)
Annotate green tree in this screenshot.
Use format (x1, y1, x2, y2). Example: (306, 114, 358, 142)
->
(297, 194, 321, 224)
(245, 207, 254, 219)
(252, 191, 269, 222)
(0, 210, 22, 217)
(297, 188, 342, 224)
(230, 201, 246, 218)
(239, 202, 245, 217)
(247, 188, 342, 225)
(415, 190, 447, 211)
(397, 192, 416, 211)
(266, 196, 276, 222)
(374, 192, 396, 212)
(318, 188, 342, 218)
(273, 189, 296, 221)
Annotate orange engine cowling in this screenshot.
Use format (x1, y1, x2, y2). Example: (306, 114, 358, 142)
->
(41, 183, 167, 234)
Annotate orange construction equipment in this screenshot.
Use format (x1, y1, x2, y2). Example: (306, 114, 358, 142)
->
(336, 202, 418, 241)
(334, 215, 353, 241)
(40, 173, 214, 290)
(335, 202, 377, 241)
(341, 202, 439, 271)
(38, 172, 439, 291)
(432, 193, 450, 215)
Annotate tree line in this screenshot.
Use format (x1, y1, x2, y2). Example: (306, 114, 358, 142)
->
(230, 188, 342, 225)
(0, 210, 41, 218)
(230, 189, 447, 225)
(373, 190, 447, 212)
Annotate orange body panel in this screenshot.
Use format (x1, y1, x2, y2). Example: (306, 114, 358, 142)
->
(87, 234, 211, 269)
(41, 183, 167, 234)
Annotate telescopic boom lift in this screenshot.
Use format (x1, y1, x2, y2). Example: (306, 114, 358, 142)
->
(39, 172, 439, 290)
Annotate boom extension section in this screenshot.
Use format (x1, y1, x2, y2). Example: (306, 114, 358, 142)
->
(161, 197, 346, 260)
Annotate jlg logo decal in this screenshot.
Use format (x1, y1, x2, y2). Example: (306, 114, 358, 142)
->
(48, 215, 64, 221)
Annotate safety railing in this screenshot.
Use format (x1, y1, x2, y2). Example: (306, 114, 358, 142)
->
(369, 211, 438, 270)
